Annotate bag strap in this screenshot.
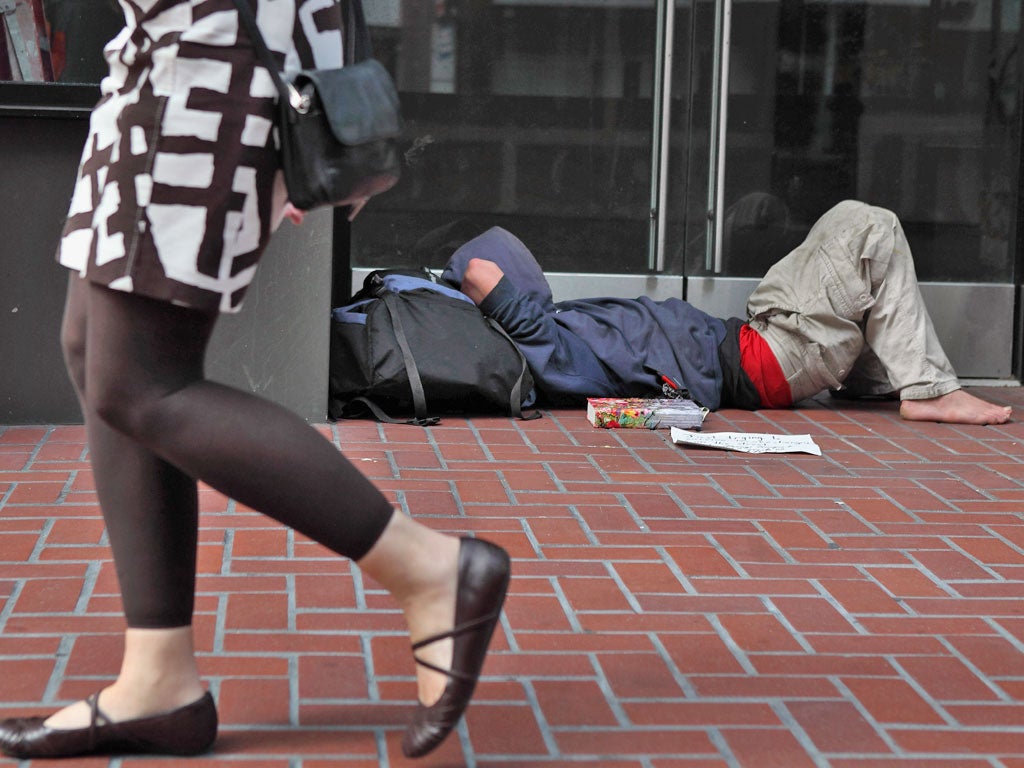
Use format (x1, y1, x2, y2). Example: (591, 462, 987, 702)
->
(485, 318, 541, 421)
(340, 0, 373, 64)
(373, 296, 539, 425)
(381, 292, 436, 426)
(335, 290, 540, 427)
(232, 0, 291, 106)
(232, 0, 371, 109)
(341, 396, 440, 427)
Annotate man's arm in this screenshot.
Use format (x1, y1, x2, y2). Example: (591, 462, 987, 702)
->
(461, 258, 620, 398)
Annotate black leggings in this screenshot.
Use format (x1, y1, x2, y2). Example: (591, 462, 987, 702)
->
(61, 275, 395, 628)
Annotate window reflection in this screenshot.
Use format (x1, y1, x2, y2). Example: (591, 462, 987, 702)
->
(707, 0, 1022, 282)
(2, 0, 122, 83)
(355, 0, 658, 274)
(357, 0, 1020, 285)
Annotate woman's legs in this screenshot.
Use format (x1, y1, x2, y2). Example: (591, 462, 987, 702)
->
(53, 276, 463, 727)
(61, 276, 202, 628)
(78, 281, 398, 586)
(52, 276, 207, 726)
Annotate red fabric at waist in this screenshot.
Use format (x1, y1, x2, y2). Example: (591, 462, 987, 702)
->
(739, 324, 792, 408)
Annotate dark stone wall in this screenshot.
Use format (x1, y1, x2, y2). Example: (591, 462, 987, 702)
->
(0, 115, 333, 424)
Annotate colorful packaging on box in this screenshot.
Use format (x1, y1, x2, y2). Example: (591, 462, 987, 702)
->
(586, 397, 707, 430)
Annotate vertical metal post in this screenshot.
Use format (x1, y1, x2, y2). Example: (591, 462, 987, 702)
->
(648, 0, 675, 271)
(705, 0, 732, 273)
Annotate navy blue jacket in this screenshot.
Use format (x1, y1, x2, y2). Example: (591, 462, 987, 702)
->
(443, 228, 729, 410)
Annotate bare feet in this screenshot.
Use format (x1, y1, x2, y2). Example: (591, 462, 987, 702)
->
(900, 389, 1012, 425)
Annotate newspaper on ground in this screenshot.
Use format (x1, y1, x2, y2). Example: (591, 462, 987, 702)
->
(670, 428, 822, 456)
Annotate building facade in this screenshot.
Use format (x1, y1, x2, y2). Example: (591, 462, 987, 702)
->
(2, 0, 1021, 421)
(358, 0, 1024, 382)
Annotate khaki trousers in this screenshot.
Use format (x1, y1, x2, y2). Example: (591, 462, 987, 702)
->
(747, 200, 959, 404)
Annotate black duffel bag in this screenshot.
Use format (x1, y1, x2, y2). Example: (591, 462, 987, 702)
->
(329, 270, 539, 426)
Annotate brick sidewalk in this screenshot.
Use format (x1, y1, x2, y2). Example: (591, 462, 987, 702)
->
(2, 387, 1023, 767)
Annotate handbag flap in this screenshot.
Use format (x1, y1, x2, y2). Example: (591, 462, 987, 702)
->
(294, 60, 403, 145)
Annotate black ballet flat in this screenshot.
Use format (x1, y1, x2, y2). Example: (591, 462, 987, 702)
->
(402, 537, 511, 758)
(0, 690, 217, 759)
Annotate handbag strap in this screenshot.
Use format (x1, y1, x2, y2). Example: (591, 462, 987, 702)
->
(231, 0, 372, 109)
(340, 0, 373, 65)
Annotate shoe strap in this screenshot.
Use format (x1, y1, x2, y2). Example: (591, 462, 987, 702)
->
(410, 611, 500, 682)
(412, 655, 476, 683)
(411, 611, 498, 652)
(86, 692, 114, 750)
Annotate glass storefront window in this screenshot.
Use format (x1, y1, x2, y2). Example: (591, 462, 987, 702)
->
(684, 0, 1023, 284)
(355, 0, 660, 274)
(7, 0, 1018, 292)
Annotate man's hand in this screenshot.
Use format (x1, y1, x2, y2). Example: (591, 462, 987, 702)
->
(461, 258, 505, 305)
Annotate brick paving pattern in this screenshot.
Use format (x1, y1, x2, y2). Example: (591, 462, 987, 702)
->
(2, 386, 1024, 767)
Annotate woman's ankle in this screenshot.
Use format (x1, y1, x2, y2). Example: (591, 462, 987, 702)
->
(356, 515, 461, 705)
(42, 626, 205, 729)
(357, 513, 459, 603)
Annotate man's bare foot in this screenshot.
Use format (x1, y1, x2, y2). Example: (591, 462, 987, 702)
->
(900, 389, 1012, 425)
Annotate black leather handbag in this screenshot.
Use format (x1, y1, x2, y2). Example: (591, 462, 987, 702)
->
(232, 0, 402, 211)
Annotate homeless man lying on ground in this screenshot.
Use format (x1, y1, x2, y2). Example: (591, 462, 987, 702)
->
(440, 200, 1011, 426)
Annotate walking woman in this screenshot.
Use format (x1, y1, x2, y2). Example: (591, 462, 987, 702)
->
(0, 0, 509, 759)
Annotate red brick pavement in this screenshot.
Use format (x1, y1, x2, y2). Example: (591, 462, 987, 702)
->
(1, 387, 1024, 766)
